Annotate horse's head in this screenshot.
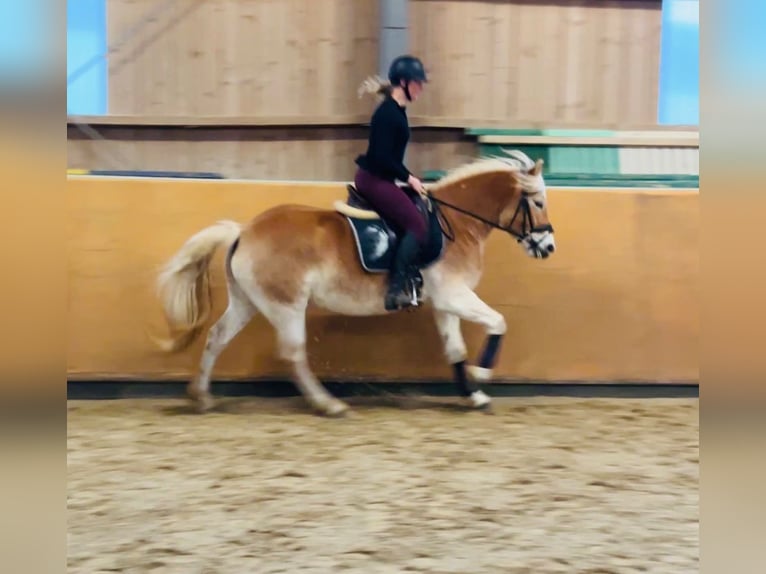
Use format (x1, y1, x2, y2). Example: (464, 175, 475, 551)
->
(427, 150, 556, 259)
(497, 150, 556, 259)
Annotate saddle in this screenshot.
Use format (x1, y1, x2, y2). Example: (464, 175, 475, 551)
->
(333, 183, 445, 277)
(346, 185, 377, 212)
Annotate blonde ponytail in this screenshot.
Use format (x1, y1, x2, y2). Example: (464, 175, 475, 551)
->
(358, 75, 392, 100)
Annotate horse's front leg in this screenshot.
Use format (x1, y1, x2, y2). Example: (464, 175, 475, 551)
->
(432, 285, 507, 385)
(433, 309, 492, 410)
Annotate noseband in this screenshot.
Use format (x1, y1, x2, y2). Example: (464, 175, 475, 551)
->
(428, 193, 554, 242)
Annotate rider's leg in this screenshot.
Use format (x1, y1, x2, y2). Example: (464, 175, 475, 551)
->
(385, 230, 422, 310)
(354, 169, 428, 310)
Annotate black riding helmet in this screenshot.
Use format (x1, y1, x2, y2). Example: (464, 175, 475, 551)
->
(388, 55, 428, 101)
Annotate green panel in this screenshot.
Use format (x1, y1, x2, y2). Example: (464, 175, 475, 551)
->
(548, 146, 620, 174)
(465, 128, 616, 137)
(426, 128, 697, 186)
(542, 174, 699, 188)
(478, 143, 548, 166)
(422, 170, 446, 182)
(466, 128, 545, 136)
(477, 143, 619, 175)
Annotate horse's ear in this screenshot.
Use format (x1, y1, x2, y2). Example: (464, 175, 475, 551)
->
(529, 158, 544, 176)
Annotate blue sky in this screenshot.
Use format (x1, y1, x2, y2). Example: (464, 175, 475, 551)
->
(0, 1, 51, 87)
(66, 0, 107, 115)
(658, 0, 699, 125)
(716, 0, 766, 88)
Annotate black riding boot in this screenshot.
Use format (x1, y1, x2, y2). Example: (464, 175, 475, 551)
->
(385, 232, 422, 311)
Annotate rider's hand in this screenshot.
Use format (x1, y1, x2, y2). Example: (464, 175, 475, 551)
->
(408, 174, 427, 197)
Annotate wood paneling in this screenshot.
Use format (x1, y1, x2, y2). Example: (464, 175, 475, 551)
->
(67, 125, 475, 181)
(79, 1, 665, 176)
(107, 0, 379, 117)
(409, 0, 661, 125)
(104, 0, 662, 126)
(67, 177, 698, 383)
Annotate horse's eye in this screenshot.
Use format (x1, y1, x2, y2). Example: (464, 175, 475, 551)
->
(534, 201, 544, 209)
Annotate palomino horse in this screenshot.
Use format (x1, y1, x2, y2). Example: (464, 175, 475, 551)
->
(155, 150, 556, 416)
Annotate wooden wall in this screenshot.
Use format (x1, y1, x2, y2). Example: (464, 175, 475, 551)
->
(66, 125, 476, 180)
(70, 1, 665, 177)
(108, 0, 380, 118)
(67, 176, 699, 383)
(410, 0, 662, 126)
(104, 0, 662, 126)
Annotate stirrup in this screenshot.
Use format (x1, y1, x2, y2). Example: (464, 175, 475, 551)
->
(385, 290, 414, 311)
(409, 268, 424, 291)
(385, 279, 418, 311)
(399, 277, 422, 310)
(407, 267, 424, 304)
(407, 280, 420, 309)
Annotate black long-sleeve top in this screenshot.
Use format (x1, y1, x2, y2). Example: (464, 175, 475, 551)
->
(355, 95, 411, 183)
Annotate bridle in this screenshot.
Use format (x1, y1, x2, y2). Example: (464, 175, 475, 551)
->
(427, 192, 554, 243)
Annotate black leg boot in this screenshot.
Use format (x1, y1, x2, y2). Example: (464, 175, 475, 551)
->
(385, 232, 421, 311)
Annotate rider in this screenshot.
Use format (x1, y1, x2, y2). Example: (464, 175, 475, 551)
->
(354, 55, 429, 311)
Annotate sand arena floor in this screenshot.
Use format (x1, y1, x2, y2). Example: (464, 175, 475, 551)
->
(67, 395, 698, 573)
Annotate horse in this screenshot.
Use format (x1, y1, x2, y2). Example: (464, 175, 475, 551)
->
(154, 150, 556, 417)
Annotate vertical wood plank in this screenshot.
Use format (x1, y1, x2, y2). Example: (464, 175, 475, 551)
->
(505, 2, 522, 119)
(102, 0, 663, 127)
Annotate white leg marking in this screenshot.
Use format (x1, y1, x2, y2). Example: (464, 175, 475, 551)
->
(469, 390, 491, 408)
(434, 309, 486, 400)
(466, 366, 493, 381)
(432, 285, 507, 383)
(433, 310, 467, 364)
(190, 285, 256, 408)
(260, 300, 348, 416)
(229, 248, 347, 416)
(433, 286, 506, 335)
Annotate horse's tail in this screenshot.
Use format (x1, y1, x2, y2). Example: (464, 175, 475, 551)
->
(154, 220, 242, 353)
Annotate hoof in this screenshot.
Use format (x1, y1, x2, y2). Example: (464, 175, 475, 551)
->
(469, 390, 492, 412)
(191, 394, 215, 414)
(187, 383, 214, 413)
(322, 400, 351, 418)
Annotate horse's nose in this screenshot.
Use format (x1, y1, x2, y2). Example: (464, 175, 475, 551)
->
(547, 244, 555, 253)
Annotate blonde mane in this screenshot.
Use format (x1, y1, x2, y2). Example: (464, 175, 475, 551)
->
(428, 150, 540, 192)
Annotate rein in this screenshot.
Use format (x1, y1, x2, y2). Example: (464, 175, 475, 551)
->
(427, 192, 553, 242)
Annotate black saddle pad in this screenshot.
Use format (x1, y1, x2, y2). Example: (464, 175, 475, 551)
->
(342, 189, 445, 273)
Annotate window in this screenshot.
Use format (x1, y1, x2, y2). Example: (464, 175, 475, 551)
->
(67, 0, 107, 115)
(0, 1, 52, 89)
(658, 0, 699, 125)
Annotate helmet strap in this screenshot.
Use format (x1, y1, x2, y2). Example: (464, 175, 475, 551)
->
(403, 81, 413, 102)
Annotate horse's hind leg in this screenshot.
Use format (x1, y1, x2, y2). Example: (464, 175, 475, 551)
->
(262, 302, 349, 417)
(290, 351, 350, 417)
(188, 282, 256, 412)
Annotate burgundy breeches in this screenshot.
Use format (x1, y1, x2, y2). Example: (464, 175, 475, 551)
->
(354, 168, 427, 244)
